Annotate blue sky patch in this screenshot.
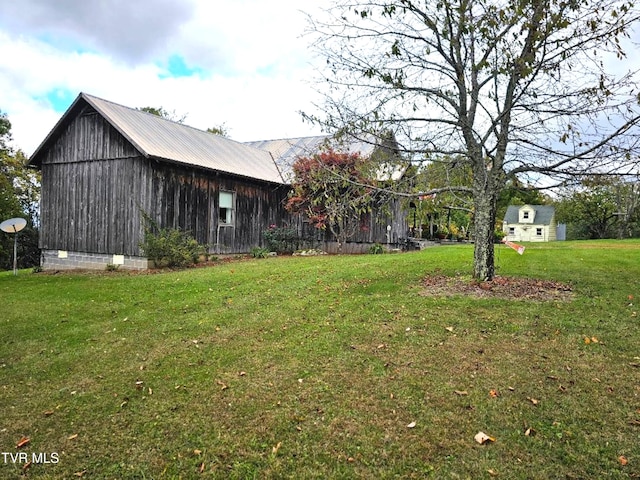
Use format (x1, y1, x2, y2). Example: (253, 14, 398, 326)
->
(159, 55, 206, 79)
(44, 89, 76, 112)
(35, 33, 95, 56)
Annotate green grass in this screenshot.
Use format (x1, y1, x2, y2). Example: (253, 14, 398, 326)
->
(1, 240, 639, 479)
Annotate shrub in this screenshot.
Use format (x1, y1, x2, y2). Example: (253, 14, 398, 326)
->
(140, 214, 207, 268)
(368, 243, 384, 254)
(250, 247, 270, 258)
(262, 225, 300, 254)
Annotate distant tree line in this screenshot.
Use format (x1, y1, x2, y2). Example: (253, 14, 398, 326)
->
(0, 112, 40, 270)
(555, 176, 640, 240)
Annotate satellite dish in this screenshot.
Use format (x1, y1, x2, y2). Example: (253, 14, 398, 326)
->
(0, 217, 27, 233)
(0, 217, 27, 275)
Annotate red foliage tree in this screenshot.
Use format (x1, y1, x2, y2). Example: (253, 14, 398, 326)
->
(286, 149, 377, 251)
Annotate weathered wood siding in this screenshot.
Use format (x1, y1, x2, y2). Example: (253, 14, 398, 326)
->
(40, 158, 149, 255)
(39, 105, 148, 255)
(144, 162, 290, 254)
(295, 198, 409, 247)
(39, 106, 139, 164)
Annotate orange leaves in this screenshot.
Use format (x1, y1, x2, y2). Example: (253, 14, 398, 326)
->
(16, 436, 30, 448)
(618, 455, 628, 466)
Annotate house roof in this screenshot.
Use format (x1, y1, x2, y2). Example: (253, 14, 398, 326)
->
(29, 93, 285, 185)
(245, 133, 405, 183)
(245, 135, 378, 183)
(504, 205, 556, 225)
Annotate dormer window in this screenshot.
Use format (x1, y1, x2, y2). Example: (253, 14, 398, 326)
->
(519, 207, 535, 223)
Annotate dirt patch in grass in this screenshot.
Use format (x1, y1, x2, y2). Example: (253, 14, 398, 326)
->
(421, 275, 574, 301)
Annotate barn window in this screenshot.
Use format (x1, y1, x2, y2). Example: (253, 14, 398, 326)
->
(219, 191, 235, 225)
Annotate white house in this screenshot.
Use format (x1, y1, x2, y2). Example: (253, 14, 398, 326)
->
(503, 205, 557, 242)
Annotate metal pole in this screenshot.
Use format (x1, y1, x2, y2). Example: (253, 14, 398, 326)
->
(13, 232, 17, 275)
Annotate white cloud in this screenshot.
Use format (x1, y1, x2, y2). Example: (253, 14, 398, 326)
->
(0, 0, 331, 155)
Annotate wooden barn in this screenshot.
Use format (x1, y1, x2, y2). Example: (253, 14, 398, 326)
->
(29, 93, 409, 270)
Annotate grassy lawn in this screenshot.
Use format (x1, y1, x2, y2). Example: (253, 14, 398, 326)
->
(1, 240, 639, 479)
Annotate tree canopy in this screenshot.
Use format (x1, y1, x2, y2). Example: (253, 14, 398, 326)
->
(307, 0, 640, 279)
(0, 112, 41, 269)
(138, 106, 187, 123)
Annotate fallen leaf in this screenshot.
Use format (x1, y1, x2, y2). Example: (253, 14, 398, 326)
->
(194, 449, 202, 455)
(445, 326, 454, 332)
(524, 427, 536, 436)
(487, 469, 498, 477)
(407, 421, 416, 428)
(272, 442, 282, 455)
(489, 389, 499, 398)
(474, 431, 495, 444)
(74, 471, 87, 477)
(454, 390, 468, 396)
(16, 437, 30, 448)
(216, 380, 228, 391)
(199, 462, 206, 473)
(619, 455, 628, 466)
(22, 461, 32, 471)
(239, 371, 246, 376)
(68, 433, 78, 440)
(527, 397, 539, 406)
(584, 337, 591, 344)
(44, 410, 55, 416)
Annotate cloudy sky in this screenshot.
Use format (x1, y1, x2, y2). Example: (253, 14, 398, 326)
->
(0, 0, 332, 155)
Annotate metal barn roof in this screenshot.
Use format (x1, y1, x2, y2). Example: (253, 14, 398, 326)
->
(30, 93, 285, 185)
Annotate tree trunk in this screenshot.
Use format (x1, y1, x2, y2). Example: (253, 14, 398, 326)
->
(472, 186, 499, 281)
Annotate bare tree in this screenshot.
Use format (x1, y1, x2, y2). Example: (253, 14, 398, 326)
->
(306, 0, 640, 280)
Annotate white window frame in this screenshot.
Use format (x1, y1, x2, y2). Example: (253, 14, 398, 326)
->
(219, 191, 235, 226)
(536, 227, 543, 236)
